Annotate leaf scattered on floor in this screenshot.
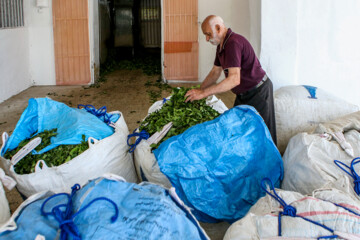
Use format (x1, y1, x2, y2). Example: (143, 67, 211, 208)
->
(47, 92, 58, 96)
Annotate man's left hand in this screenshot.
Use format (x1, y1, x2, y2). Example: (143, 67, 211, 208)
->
(185, 89, 206, 102)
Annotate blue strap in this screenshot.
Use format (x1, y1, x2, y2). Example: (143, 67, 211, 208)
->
(261, 178, 337, 239)
(41, 184, 118, 240)
(127, 129, 150, 153)
(302, 85, 318, 99)
(78, 104, 115, 125)
(334, 157, 360, 195)
(317, 236, 339, 239)
(331, 201, 360, 217)
(163, 98, 168, 104)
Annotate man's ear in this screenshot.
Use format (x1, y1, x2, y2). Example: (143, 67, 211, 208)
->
(215, 24, 221, 33)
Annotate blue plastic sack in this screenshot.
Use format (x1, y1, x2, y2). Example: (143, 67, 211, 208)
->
(0, 177, 208, 240)
(1, 98, 116, 155)
(154, 106, 284, 223)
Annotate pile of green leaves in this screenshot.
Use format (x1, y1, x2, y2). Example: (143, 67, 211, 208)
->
(4, 129, 89, 175)
(139, 87, 220, 149)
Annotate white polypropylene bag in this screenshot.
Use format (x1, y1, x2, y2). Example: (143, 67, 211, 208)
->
(224, 187, 360, 240)
(134, 95, 228, 188)
(0, 111, 138, 198)
(281, 111, 360, 198)
(0, 168, 16, 226)
(275, 85, 359, 153)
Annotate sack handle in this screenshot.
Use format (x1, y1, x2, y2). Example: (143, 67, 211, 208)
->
(0, 168, 16, 190)
(2, 132, 8, 145)
(87, 137, 99, 148)
(35, 160, 49, 172)
(1, 132, 9, 154)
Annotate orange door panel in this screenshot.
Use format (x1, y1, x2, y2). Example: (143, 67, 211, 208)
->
(53, 0, 91, 85)
(163, 0, 198, 81)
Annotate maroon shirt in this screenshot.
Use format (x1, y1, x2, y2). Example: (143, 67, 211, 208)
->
(214, 28, 266, 94)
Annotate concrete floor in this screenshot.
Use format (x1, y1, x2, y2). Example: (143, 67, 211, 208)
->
(0, 69, 235, 239)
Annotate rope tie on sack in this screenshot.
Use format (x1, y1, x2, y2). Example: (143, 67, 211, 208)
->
(78, 104, 114, 125)
(41, 184, 119, 240)
(127, 129, 150, 153)
(334, 157, 360, 195)
(261, 178, 338, 240)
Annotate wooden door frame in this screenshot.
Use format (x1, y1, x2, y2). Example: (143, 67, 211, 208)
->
(161, 0, 200, 83)
(52, 0, 99, 85)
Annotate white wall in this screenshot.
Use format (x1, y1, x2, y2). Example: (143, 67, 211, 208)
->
(261, 0, 360, 107)
(0, 1, 31, 103)
(260, 0, 299, 88)
(198, 0, 254, 82)
(89, 0, 100, 83)
(28, 0, 56, 85)
(249, 0, 261, 57)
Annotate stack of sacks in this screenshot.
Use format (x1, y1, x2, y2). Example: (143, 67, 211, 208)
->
(224, 178, 360, 239)
(0, 175, 209, 240)
(275, 85, 358, 153)
(0, 169, 16, 227)
(282, 111, 360, 199)
(133, 94, 228, 188)
(0, 98, 137, 198)
(154, 106, 283, 223)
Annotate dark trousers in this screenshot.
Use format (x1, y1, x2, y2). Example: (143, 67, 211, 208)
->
(234, 78, 277, 145)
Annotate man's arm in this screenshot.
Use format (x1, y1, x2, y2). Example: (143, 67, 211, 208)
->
(200, 65, 222, 90)
(185, 67, 240, 102)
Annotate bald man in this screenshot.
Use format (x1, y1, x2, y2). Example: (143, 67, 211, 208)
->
(185, 15, 277, 145)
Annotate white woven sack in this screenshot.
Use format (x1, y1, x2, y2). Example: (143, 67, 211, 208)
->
(275, 85, 359, 153)
(134, 95, 228, 188)
(0, 111, 138, 198)
(224, 188, 360, 240)
(281, 111, 360, 198)
(0, 168, 16, 226)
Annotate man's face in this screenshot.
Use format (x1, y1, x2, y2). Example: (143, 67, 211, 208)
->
(202, 24, 220, 46)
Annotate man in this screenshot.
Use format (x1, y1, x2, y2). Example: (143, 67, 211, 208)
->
(185, 15, 277, 145)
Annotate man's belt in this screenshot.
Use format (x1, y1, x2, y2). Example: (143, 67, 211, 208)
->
(238, 75, 268, 96)
(255, 74, 268, 89)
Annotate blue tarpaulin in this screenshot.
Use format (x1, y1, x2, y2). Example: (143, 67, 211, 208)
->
(1, 98, 116, 156)
(154, 106, 283, 223)
(0, 178, 208, 240)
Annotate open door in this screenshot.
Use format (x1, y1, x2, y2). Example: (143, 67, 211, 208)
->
(53, 0, 91, 85)
(163, 0, 198, 81)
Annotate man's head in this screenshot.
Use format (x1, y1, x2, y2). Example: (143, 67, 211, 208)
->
(201, 15, 227, 46)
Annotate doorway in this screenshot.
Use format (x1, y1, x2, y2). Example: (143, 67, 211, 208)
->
(98, 0, 199, 81)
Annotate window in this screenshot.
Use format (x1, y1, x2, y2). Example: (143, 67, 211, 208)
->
(0, 0, 24, 29)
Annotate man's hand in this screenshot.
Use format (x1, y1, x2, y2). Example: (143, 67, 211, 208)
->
(185, 88, 206, 102)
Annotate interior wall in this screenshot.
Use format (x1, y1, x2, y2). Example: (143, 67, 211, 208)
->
(90, 0, 100, 83)
(261, 0, 360, 107)
(28, 0, 56, 85)
(296, 0, 360, 107)
(260, 0, 299, 88)
(249, 0, 261, 57)
(0, 1, 31, 103)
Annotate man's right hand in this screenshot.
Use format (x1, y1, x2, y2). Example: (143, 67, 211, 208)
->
(185, 88, 206, 102)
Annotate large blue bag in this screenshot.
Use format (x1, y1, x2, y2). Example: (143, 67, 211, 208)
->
(1, 98, 117, 155)
(0, 177, 209, 240)
(154, 106, 283, 223)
